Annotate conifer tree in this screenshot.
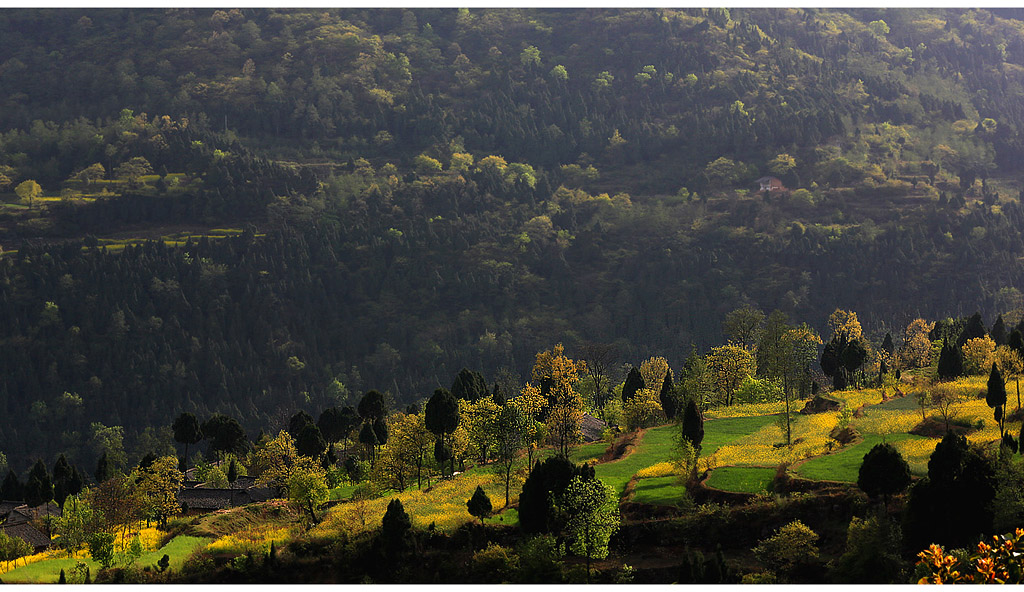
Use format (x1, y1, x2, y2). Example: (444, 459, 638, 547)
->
(466, 485, 492, 524)
(992, 314, 1008, 346)
(660, 369, 679, 420)
(937, 339, 964, 380)
(95, 451, 111, 484)
(987, 362, 1008, 437)
(1, 469, 21, 501)
(957, 312, 987, 347)
(622, 366, 645, 402)
(681, 398, 705, 454)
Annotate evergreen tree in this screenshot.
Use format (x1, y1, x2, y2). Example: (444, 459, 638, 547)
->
(359, 422, 379, 464)
(881, 332, 895, 356)
(466, 485, 492, 523)
(681, 398, 705, 453)
(25, 460, 52, 507)
(372, 418, 389, 447)
(451, 368, 489, 401)
(58, 569, 66, 584)
(425, 388, 460, 476)
(171, 412, 203, 472)
(317, 407, 349, 445)
(52, 455, 73, 507)
(202, 414, 248, 456)
(381, 498, 412, 557)
(987, 362, 1008, 437)
(287, 410, 314, 439)
(1010, 330, 1024, 359)
(621, 366, 645, 402)
(95, 451, 111, 484)
(937, 339, 964, 380)
(957, 312, 987, 347)
(227, 459, 238, 484)
(857, 443, 911, 503)
(519, 455, 579, 534)
(1, 469, 22, 500)
(660, 370, 679, 419)
(358, 390, 387, 421)
(992, 314, 1008, 346)
(296, 422, 327, 459)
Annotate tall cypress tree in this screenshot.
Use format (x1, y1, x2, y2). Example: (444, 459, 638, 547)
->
(957, 312, 987, 347)
(987, 362, 1007, 437)
(1, 469, 22, 501)
(622, 366, 645, 402)
(991, 314, 1008, 346)
(681, 399, 705, 454)
(937, 339, 964, 380)
(660, 370, 679, 420)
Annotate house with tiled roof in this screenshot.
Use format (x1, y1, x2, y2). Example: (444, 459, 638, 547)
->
(0, 522, 50, 553)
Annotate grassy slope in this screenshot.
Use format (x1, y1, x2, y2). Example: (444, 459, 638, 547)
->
(630, 415, 779, 504)
(1, 535, 208, 584)
(705, 466, 777, 494)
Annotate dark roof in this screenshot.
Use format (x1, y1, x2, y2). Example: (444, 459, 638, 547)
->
(1, 522, 50, 551)
(6, 503, 61, 525)
(177, 488, 249, 511)
(756, 176, 781, 183)
(231, 475, 257, 489)
(245, 486, 278, 503)
(580, 413, 607, 443)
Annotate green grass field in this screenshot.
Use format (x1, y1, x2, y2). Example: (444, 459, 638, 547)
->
(1, 535, 208, 584)
(705, 466, 776, 493)
(701, 415, 779, 455)
(795, 432, 925, 482)
(631, 476, 688, 506)
(594, 425, 677, 496)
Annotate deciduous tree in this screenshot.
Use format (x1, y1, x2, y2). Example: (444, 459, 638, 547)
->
(559, 475, 620, 583)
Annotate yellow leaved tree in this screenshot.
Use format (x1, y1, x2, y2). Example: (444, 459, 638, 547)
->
(532, 343, 585, 458)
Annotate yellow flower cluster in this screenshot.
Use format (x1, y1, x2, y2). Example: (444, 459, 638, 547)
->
(707, 412, 838, 466)
(634, 462, 678, 479)
(705, 401, 785, 419)
(206, 524, 293, 555)
(317, 471, 510, 536)
(830, 387, 884, 411)
(852, 409, 920, 435)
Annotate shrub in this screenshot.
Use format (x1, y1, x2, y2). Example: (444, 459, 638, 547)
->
(752, 520, 819, 577)
(472, 542, 519, 583)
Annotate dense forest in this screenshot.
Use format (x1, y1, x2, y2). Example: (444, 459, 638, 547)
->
(4, 7, 1024, 476)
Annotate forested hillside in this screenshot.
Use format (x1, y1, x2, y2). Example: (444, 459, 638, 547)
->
(4, 8, 1024, 471)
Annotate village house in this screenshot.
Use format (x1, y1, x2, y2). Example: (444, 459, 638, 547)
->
(756, 176, 785, 192)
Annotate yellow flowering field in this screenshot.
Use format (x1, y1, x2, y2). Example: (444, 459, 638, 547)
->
(206, 525, 294, 555)
(709, 411, 839, 466)
(315, 469, 515, 536)
(852, 408, 922, 435)
(0, 526, 163, 576)
(705, 401, 785, 419)
(634, 461, 677, 479)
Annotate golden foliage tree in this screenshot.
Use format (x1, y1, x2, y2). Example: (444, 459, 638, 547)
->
(962, 336, 996, 375)
(995, 345, 1024, 411)
(623, 388, 663, 430)
(639, 356, 670, 393)
(901, 318, 935, 369)
(135, 455, 183, 527)
(531, 344, 585, 458)
(829, 309, 863, 341)
(707, 345, 756, 406)
(252, 430, 319, 493)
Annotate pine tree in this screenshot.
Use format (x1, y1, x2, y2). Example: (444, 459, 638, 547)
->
(937, 339, 964, 380)
(622, 366, 645, 402)
(226, 459, 238, 484)
(857, 443, 911, 504)
(381, 498, 412, 557)
(1, 469, 22, 501)
(681, 398, 705, 453)
(992, 314, 1008, 346)
(987, 362, 1008, 437)
(660, 370, 679, 419)
(466, 485, 492, 523)
(881, 332, 895, 356)
(957, 312, 987, 347)
(58, 569, 66, 584)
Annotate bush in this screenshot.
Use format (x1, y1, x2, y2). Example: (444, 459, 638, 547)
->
(752, 520, 819, 578)
(472, 542, 520, 583)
